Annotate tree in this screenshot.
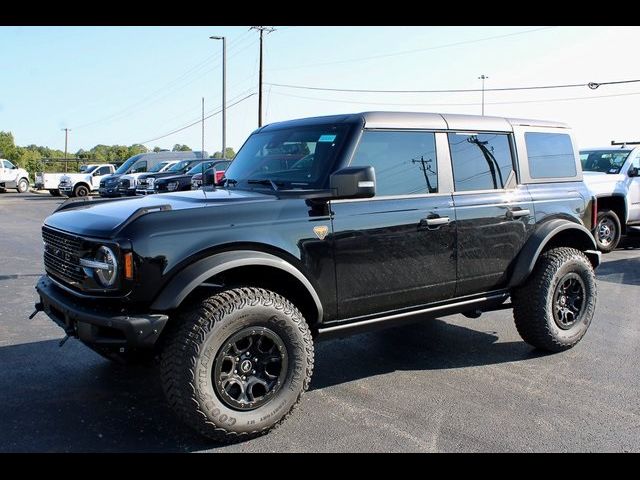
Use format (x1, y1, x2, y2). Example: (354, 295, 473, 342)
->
(211, 147, 236, 159)
(172, 144, 192, 152)
(153, 146, 163, 153)
(0, 131, 17, 159)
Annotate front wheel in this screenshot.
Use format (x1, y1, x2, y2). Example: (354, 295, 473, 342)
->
(512, 247, 597, 352)
(73, 184, 90, 197)
(50, 189, 62, 197)
(594, 210, 621, 253)
(160, 287, 314, 442)
(16, 178, 29, 193)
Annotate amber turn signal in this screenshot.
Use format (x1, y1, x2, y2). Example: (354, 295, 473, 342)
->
(124, 252, 134, 280)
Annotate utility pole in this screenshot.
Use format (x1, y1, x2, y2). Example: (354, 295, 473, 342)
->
(210, 35, 226, 158)
(411, 156, 436, 193)
(250, 26, 275, 127)
(201, 97, 205, 159)
(478, 75, 488, 116)
(61, 128, 71, 172)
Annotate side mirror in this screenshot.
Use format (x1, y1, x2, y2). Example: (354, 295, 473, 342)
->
(330, 166, 376, 199)
(629, 167, 639, 177)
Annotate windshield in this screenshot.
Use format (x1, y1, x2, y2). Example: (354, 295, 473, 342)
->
(223, 124, 352, 190)
(580, 150, 631, 174)
(149, 161, 172, 173)
(167, 160, 196, 173)
(186, 161, 212, 175)
(115, 154, 144, 174)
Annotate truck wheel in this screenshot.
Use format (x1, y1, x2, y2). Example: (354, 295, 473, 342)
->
(512, 247, 596, 352)
(73, 184, 90, 197)
(160, 287, 314, 442)
(50, 189, 62, 197)
(16, 178, 29, 193)
(594, 210, 621, 253)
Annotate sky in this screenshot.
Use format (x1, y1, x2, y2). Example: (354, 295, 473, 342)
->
(2, 25, 640, 155)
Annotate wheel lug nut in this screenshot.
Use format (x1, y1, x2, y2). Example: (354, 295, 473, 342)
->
(254, 357, 258, 362)
(235, 357, 239, 361)
(234, 370, 237, 374)
(252, 370, 256, 374)
(242, 376, 246, 380)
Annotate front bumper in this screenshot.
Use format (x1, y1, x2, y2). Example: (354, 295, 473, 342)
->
(118, 187, 137, 196)
(99, 186, 120, 197)
(35, 275, 168, 348)
(59, 185, 73, 194)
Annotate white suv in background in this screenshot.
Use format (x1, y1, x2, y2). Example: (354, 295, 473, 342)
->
(0, 159, 30, 193)
(580, 142, 640, 252)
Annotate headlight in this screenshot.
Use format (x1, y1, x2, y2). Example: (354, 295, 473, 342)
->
(147, 178, 155, 186)
(80, 246, 118, 287)
(166, 181, 179, 191)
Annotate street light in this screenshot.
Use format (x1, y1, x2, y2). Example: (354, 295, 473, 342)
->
(478, 75, 488, 116)
(210, 35, 226, 159)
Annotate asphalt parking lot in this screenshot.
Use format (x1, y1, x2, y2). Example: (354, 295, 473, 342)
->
(1, 191, 639, 452)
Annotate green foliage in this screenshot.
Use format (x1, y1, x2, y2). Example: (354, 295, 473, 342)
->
(211, 147, 236, 159)
(172, 144, 192, 152)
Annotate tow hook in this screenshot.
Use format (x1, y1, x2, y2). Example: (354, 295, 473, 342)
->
(29, 302, 43, 319)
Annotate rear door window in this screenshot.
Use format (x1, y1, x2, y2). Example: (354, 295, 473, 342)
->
(526, 132, 576, 178)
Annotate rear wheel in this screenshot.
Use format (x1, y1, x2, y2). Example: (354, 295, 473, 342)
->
(160, 287, 314, 442)
(512, 247, 597, 352)
(16, 178, 29, 193)
(73, 184, 90, 197)
(594, 210, 621, 253)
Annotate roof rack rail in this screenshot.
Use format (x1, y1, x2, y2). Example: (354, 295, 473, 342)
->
(611, 140, 640, 147)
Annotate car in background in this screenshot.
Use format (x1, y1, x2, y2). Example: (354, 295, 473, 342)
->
(153, 160, 230, 194)
(189, 160, 232, 190)
(99, 151, 207, 197)
(0, 159, 30, 193)
(580, 142, 640, 251)
(58, 164, 116, 197)
(137, 159, 208, 194)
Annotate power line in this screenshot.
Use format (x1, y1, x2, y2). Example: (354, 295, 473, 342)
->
(265, 78, 640, 94)
(270, 89, 640, 107)
(138, 92, 256, 145)
(266, 27, 557, 72)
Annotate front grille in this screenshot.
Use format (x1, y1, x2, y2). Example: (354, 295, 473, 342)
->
(120, 179, 131, 189)
(42, 227, 85, 284)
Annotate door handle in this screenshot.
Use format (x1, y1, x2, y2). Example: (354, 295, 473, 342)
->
(508, 209, 530, 219)
(420, 216, 450, 229)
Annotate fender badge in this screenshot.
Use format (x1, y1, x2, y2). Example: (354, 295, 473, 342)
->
(313, 225, 329, 240)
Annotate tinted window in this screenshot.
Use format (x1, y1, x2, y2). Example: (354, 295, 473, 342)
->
(223, 124, 351, 189)
(580, 150, 630, 174)
(350, 131, 438, 195)
(526, 132, 576, 178)
(449, 133, 514, 191)
(130, 161, 147, 173)
(3, 160, 15, 169)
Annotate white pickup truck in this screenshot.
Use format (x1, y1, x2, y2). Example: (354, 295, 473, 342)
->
(580, 143, 640, 252)
(36, 164, 115, 197)
(0, 158, 30, 193)
(58, 164, 116, 197)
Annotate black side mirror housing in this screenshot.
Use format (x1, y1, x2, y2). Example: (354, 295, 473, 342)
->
(330, 166, 376, 199)
(629, 167, 639, 177)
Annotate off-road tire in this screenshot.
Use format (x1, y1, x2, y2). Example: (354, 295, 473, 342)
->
(16, 178, 29, 193)
(160, 287, 314, 442)
(594, 210, 621, 253)
(512, 247, 596, 352)
(73, 184, 90, 197)
(50, 189, 62, 197)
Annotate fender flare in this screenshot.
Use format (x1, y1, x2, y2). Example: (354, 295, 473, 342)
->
(508, 219, 600, 288)
(150, 250, 324, 321)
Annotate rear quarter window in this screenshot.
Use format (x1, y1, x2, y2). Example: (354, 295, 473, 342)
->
(525, 132, 577, 178)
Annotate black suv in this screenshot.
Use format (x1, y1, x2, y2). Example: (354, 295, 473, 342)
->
(156, 159, 231, 193)
(33, 112, 600, 442)
(136, 159, 206, 195)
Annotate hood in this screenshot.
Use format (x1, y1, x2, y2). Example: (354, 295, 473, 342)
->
(582, 171, 625, 184)
(139, 171, 185, 181)
(44, 188, 274, 238)
(101, 174, 122, 184)
(155, 173, 192, 184)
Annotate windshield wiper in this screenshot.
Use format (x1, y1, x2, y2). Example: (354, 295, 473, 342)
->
(247, 179, 282, 192)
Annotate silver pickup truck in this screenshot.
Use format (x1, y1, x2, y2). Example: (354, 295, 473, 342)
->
(580, 142, 640, 252)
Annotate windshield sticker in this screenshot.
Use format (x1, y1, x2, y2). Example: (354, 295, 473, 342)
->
(318, 134, 337, 142)
(609, 168, 618, 173)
